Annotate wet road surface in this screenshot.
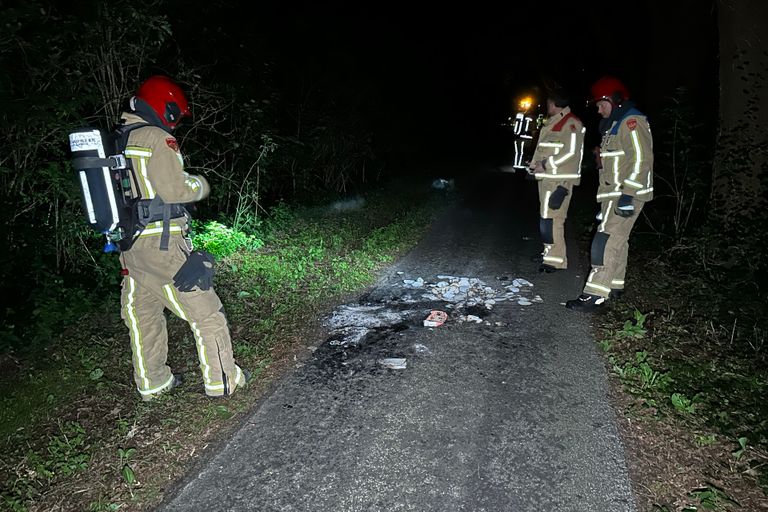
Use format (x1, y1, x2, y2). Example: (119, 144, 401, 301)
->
(159, 169, 636, 511)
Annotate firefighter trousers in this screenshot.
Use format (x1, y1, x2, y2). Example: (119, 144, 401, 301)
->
(120, 235, 245, 400)
(583, 200, 645, 298)
(538, 182, 574, 269)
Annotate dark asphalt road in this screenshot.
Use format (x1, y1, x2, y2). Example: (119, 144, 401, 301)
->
(159, 168, 636, 511)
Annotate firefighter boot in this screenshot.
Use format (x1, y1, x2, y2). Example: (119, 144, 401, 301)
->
(565, 293, 607, 312)
(141, 374, 184, 402)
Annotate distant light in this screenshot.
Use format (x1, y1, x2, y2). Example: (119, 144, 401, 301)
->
(518, 96, 534, 111)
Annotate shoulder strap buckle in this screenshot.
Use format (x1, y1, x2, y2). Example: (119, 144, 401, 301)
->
(108, 154, 128, 170)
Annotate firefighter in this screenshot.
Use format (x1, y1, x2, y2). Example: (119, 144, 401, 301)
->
(511, 96, 536, 170)
(119, 76, 249, 399)
(528, 89, 585, 272)
(566, 76, 654, 312)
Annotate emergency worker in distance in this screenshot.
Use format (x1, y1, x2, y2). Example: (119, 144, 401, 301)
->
(119, 76, 249, 399)
(566, 76, 654, 312)
(528, 89, 585, 272)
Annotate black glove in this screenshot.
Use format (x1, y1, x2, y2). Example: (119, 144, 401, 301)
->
(173, 251, 216, 292)
(548, 185, 569, 210)
(615, 194, 635, 217)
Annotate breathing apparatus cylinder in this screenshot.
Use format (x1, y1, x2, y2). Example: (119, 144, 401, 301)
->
(68, 128, 126, 252)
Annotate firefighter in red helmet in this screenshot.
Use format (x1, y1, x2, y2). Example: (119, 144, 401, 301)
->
(566, 76, 654, 312)
(119, 75, 250, 399)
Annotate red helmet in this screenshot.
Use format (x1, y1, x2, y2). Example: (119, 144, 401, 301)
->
(135, 76, 191, 129)
(590, 76, 630, 106)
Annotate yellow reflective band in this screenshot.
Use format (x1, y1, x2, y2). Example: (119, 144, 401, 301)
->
(600, 150, 625, 157)
(138, 225, 184, 237)
(597, 192, 622, 199)
(191, 321, 214, 385)
(124, 277, 150, 390)
(162, 285, 214, 386)
(599, 201, 613, 232)
(138, 374, 175, 396)
(205, 382, 226, 391)
(125, 146, 152, 158)
(553, 132, 577, 165)
(138, 157, 156, 198)
(541, 174, 580, 179)
(547, 155, 558, 174)
(637, 187, 654, 195)
(542, 190, 551, 218)
(585, 282, 612, 294)
(624, 179, 643, 189)
(543, 256, 564, 263)
(125, 148, 156, 198)
(629, 129, 643, 181)
(611, 280, 625, 285)
(163, 284, 189, 321)
(538, 142, 564, 148)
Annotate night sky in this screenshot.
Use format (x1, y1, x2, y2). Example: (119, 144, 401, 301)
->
(182, 0, 718, 166)
(60, 0, 718, 168)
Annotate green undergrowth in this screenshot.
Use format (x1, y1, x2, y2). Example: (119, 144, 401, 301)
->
(0, 180, 449, 511)
(596, 247, 768, 510)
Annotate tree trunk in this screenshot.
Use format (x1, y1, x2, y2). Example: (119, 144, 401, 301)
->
(712, 0, 768, 222)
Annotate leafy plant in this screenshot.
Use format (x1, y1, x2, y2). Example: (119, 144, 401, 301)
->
(613, 351, 671, 393)
(27, 421, 90, 481)
(695, 434, 717, 447)
(671, 393, 696, 414)
(121, 464, 136, 486)
(118, 447, 136, 466)
(732, 436, 749, 460)
(688, 484, 739, 510)
(619, 309, 648, 338)
(192, 221, 263, 259)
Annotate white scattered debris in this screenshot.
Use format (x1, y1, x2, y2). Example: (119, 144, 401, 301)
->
(402, 274, 539, 309)
(413, 344, 430, 353)
(328, 327, 370, 346)
(325, 273, 542, 347)
(325, 304, 404, 330)
(378, 358, 407, 369)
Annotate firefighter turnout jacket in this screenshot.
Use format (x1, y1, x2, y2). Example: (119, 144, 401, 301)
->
(120, 112, 209, 241)
(530, 106, 585, 187)
(597, 109, 654, 203)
